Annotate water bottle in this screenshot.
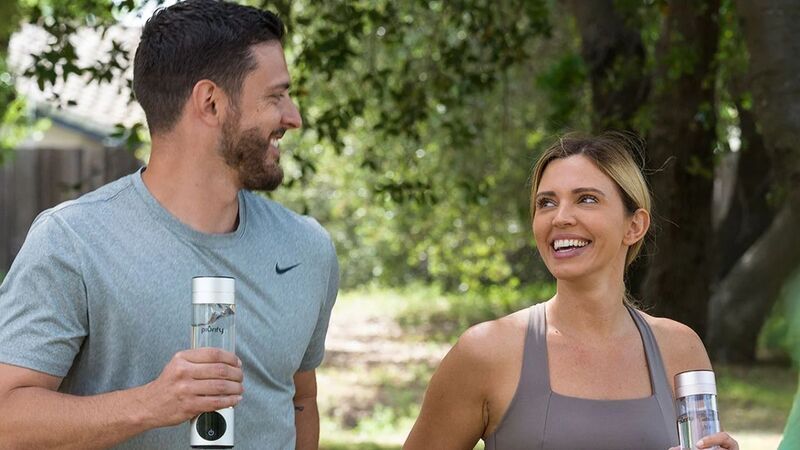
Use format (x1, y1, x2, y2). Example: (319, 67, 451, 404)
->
(675, 370, 721, 450)
(190, 276, 236, 448)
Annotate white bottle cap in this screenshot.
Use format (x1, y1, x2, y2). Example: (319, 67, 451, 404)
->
(192, 276, 235, 304)
(675, 369, 717, 398)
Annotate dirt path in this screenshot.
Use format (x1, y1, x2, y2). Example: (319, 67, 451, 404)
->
(325, 305, 449, 368)
(318, 296, 450, 439)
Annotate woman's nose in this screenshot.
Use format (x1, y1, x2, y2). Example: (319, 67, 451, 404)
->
(553, 205, 576, 227)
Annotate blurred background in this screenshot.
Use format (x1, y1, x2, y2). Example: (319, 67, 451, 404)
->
(1, 0, 798, 448)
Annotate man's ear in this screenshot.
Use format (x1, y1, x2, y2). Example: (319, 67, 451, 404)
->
(189, 79, 229, 127)
(623, 208, 650, 246)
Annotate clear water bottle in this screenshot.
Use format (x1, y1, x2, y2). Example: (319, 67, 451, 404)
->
(190, 276, 236, 448)
(675, 370, 721, 450)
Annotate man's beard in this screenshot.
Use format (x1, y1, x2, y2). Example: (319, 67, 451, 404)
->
(219, 115, 284, 191)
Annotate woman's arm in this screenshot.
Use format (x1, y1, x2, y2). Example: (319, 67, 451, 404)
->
(648, 315, 739, 450)
(644, 315, 712, 393)
(404, 323, 500, 450)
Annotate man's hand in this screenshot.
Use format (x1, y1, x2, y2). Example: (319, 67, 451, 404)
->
(141, 348, 244, 428)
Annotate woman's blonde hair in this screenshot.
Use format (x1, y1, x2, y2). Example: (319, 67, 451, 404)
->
(530, 131, 651, 269)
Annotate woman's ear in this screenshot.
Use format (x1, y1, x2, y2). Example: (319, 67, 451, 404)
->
(623, 208, 650, 246)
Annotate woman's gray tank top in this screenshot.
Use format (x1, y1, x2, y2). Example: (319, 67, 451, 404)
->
(484, 302, 679, 449)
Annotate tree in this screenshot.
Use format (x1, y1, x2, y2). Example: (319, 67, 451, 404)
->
(1, 0, 558, 293)
(641, 0, 720, 336)
(3, 0, 797, 361)
(563, 0, 648, 132)
(566, 1, 721, 334)
(707, 0, 800, 362)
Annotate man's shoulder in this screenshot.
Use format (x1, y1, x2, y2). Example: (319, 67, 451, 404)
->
(242, 191, 332, 243)
(37, 174, 137, 228)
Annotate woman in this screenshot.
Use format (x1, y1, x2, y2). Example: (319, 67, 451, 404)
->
(404, 133, 738, 450)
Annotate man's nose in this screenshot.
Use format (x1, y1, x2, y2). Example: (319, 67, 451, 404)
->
(282, 98, 302, 129)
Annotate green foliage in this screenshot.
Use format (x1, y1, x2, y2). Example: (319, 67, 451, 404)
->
(4, 1, 784, 343)
(756, 268, 800, 368)
(0, 63, 23, 164)
(0, 97, 29, 163)
(535, 52, 587, 128)
(393, 282, 554, 342)
(0, 0, 145, 166)
(1, 0, 565, 292)
(266, 0, 564, 291)
(16, 0, 138, 105)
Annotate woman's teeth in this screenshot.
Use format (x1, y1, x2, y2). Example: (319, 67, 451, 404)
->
(553, 239, 589, 251)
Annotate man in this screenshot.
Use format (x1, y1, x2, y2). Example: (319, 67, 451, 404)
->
(0, 1, 338, 448)
(778, 271, 800, 450)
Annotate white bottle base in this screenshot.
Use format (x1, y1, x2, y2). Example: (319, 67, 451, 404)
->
(190, 407, 234, 447)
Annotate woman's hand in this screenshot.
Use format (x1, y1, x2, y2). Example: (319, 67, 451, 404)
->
(696, 432, 738, 449)
(668, 431, 739, 450)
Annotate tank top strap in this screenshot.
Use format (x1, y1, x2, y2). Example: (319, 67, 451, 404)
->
(484, 302, 550, 450)
(626, 305, 678, 439)
(523, 302, 551, 392)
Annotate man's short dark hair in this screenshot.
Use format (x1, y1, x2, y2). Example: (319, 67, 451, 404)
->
(133, 0, 284, 134)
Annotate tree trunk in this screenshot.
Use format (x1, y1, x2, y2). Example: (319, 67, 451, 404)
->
(563, 0, 649, 132)
(709, 199, 800, 362)
(563, 0, 651, 299)
(708, 0, 800, 362)
(642, 0, 720, 336)
(714, 99, 774, 281)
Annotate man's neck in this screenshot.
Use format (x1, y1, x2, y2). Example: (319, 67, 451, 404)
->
(142, 142, 241, 234)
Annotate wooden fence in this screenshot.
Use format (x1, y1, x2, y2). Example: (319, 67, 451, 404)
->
(0, 146, 141, 273)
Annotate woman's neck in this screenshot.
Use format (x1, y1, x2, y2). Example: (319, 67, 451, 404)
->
(546, 277, 633, 340)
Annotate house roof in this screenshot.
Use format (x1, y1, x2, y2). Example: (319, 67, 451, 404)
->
(8, 23, 146, 136)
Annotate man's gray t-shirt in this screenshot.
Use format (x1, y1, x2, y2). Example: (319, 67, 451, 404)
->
(0, 169, 339, 449)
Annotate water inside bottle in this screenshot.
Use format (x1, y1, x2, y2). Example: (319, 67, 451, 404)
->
(678, 408, 720, 449)
(192, 303, 235, 352)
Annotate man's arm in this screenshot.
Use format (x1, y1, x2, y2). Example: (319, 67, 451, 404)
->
(0, 349, 243, 450)
(293, 369, 319, 450)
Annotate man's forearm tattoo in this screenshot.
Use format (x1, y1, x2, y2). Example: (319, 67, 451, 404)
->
(294, 405, 305, 412)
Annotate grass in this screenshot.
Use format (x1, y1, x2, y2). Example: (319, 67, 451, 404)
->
(717, 364, 797, 432)
(319, 287, 798, 449)
(394, 282, 555, 342)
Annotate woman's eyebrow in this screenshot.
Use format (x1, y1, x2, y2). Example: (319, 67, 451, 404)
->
(535, 187, 607, 199)
(573, 187, 606, 197)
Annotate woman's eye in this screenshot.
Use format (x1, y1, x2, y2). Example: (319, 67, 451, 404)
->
(579, 195, 598, 204)
(537, 198, 555, 208)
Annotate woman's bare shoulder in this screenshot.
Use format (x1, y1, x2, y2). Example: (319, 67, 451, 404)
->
(451, 307, 531, 366)
(638, 310, 712, 374)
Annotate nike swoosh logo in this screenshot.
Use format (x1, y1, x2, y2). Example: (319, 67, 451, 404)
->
(275, 262, 301, 274)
